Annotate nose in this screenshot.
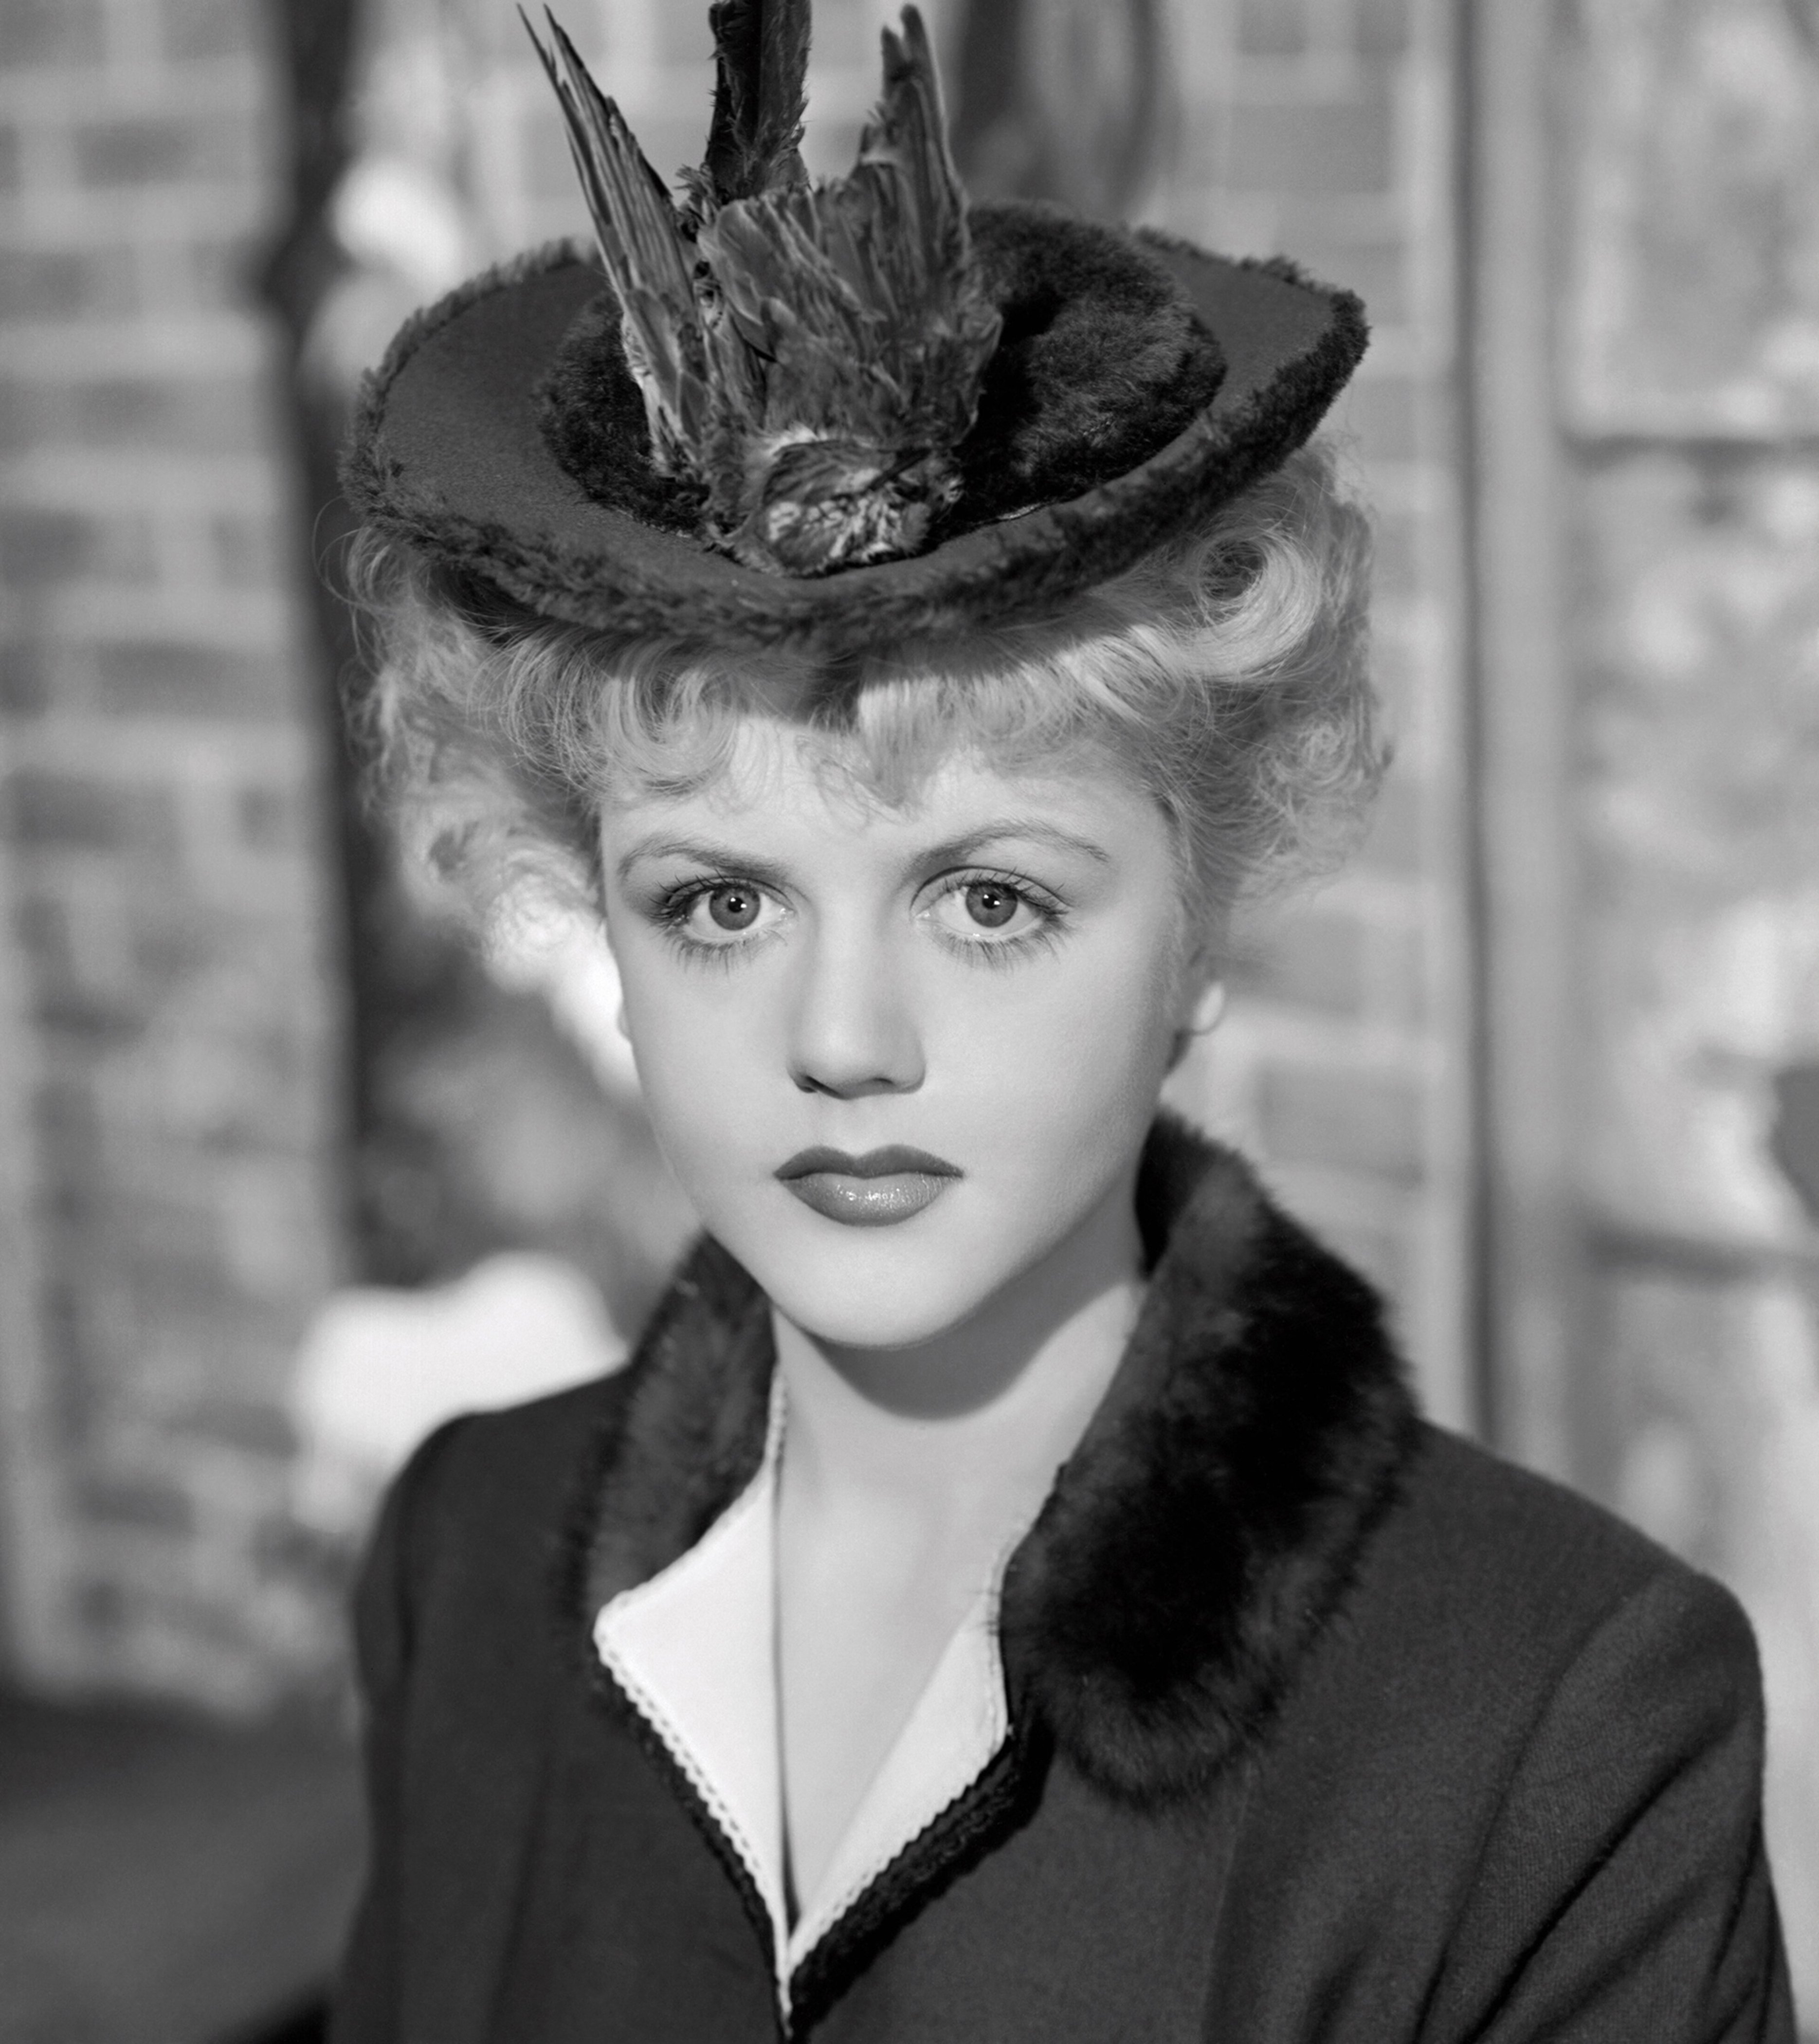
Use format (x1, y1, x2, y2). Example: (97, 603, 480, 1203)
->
(786, 921, 924, 1098)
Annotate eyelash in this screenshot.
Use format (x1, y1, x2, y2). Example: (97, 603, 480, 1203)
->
(652, 875, 785, 969)
(649, 867, 1069, 967)
(922, 868, 1068, 965)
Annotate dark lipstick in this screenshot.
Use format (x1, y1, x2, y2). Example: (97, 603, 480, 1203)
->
(774, 1146, 961, 1227)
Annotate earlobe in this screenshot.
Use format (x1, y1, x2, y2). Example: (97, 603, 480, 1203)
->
(1189, 979, 1227, 1037)
(1165, 978, 1226, 1073)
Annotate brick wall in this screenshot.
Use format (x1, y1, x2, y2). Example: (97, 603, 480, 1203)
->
(0, 0, 346, 1705)
(1150, 0, 1472, 1422)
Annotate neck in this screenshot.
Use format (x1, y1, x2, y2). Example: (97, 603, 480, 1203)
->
(770, 1167, 1146, 1533)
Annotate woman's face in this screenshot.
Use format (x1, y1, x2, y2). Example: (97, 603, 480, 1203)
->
(600, 720, 1202, 1351)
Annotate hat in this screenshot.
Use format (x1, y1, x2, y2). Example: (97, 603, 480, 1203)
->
(343, 0, 1367, 660)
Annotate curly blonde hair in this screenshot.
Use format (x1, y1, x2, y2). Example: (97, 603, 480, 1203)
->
(349, 441, 1384, 938)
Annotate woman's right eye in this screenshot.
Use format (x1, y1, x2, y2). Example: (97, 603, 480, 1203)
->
(704, 883, 760, 931)
(665, 879, 783, 947)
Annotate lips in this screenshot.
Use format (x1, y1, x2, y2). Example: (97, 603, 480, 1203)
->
(774, 1145, 962, 1227)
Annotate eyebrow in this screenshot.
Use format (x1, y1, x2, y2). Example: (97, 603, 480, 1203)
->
(613, 818, 1113, 887)
(613, 834, 793, 888)
(916, 820, 1114, 869)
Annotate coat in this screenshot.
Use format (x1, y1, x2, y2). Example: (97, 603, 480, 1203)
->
(329, 1118, 1795, 2043)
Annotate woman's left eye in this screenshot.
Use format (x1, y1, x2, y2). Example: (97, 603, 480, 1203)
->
(922, 874, 1057, 947)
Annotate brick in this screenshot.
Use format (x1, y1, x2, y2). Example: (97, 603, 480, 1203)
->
(0, 508, 154, 587)
(1226, 93, 1395, 196)
(179, 1397, 294, 1457)
(69, 375, 269, 456)
(0, 641, 51, 713)
(0, 509, 93, 584)
(162, 0, 258, 60)
(180, 232, 270, 314)
(35, 987, 145, 1046)
(0, 0, 105, 68)
(129, 919, 209, 993)
(80, 1469, 195, 1535)
(1238, 0, 1309, 58)
(75, 1573, 129, 1637)
(73, 112, 257, 189)
(1258, 1062, 1425, 1181)
(13, 888, 64, 967)
(0, 246, 135, 320)
(235, 781, 302, 851)
(34, 1071, 101, 1146)
(0, 377, 52, 451)
(1355, 0, 1412, 58)
(8, 771, 179, 854)
(93, 639, 289, 717)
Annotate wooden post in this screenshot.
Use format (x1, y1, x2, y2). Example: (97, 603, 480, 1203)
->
(1463, 0, 1585, 1480)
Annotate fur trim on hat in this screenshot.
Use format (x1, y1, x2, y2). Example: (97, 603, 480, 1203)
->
(342, 235, 1365, 659)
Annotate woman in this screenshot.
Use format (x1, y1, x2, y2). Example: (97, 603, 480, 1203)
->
(330, 6, 1794, 2039)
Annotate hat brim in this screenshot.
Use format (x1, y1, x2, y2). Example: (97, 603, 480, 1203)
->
(345, 234, 1365, 658)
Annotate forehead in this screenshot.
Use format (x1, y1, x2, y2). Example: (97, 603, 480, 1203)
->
(599, 716, 1160, 847)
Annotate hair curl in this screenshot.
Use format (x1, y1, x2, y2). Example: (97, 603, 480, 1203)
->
(347, 442, 1384, 942)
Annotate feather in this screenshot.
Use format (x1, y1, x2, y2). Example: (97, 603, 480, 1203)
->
(695, 7, 1001, 569)
(522, 9, 709, 472)
(700, 0, 812, 207)
(530, 4, 1003, 575)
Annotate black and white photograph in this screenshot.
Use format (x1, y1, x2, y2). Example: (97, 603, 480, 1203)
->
(0, 1, 1812, 2038)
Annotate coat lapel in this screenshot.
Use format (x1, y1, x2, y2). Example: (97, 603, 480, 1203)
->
(997, 1121, 1418, 1802)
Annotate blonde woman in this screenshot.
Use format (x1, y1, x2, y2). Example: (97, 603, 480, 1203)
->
(329, 7, 1793, 2039)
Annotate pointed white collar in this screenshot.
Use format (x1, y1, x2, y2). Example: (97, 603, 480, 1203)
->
(591, 1378, 1012, 2020)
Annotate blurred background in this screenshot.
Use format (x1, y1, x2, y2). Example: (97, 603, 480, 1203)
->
(0, 0, 1815, 2036)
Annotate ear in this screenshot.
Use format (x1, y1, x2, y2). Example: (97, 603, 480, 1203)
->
(1166, 963, 1227, 1073)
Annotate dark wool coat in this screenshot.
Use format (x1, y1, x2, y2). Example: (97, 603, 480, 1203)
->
(330, 1119, 1795, 2044)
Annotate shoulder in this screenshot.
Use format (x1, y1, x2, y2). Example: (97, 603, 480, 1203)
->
(1225, 1428, 1789, 2034)
(1384, 1423, 1756, 1677)
(360, 1370, 636, 1642)
(1299, 1420, 1765, 1784)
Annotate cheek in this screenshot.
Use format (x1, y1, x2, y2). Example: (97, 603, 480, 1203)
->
(935, 912, 1184, 1162)
(606, 934, 764, 1172)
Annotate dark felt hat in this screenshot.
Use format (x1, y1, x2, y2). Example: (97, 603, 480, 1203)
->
(342, 13, 1366, 661)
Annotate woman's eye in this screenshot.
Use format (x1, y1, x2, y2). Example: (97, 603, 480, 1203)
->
(963, 881, 1019, 930)
(924, 874, 1055, 946)
(666, 879, 781, 945)
(705, 882, 761, 931)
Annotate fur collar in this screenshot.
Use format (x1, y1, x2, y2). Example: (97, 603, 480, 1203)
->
(570, 1115, 1418, 1806)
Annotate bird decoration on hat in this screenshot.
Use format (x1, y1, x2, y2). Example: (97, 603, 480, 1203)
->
(524, 0, 1004, 578)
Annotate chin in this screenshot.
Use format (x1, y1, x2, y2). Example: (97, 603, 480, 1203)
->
(764, 1265, 992, 1353)
(729, 1223, 1004, 1353)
